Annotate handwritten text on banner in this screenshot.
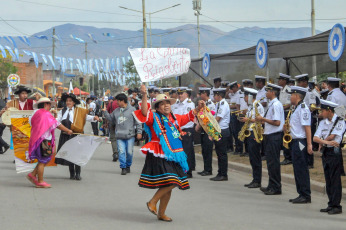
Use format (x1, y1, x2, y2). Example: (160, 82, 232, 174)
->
(128, 48, 191, 82)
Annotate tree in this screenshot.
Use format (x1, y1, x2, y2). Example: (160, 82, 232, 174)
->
(124, 60, 141, 88)
(0, 52, 17, 97)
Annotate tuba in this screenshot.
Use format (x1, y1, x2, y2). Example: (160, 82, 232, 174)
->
(250, 97, 265, 143)
(283, 109, 292, 149)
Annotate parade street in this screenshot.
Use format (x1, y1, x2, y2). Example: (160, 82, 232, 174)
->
(0, 126, 345, 230)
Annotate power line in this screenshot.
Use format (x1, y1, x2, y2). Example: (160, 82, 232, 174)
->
(0, 16, 29, 35)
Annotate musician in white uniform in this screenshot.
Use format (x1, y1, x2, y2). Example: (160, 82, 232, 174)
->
(196, 88, 215, 176)
(255, 75, 268, 111)
(228, 81, 243, 155)
(173, 87, 196, 178)
(241, 88, 264, 189)
(255, 83, 285, 195)
(210, 88, 230, 181)
(287, 86, 312, 204)
(210, 76, 222, 102)
(313, 100, 345, 215)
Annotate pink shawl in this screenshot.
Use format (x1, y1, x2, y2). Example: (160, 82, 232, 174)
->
(29, 109, 59, 155)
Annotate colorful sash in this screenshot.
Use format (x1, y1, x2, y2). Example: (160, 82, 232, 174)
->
(152, 112, 189, 172)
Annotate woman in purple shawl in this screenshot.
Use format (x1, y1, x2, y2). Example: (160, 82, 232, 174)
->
(27, 98, 72, 188)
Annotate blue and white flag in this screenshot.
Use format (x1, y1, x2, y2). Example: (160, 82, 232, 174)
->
(122, 56, 126, 66)
(95, 59, 100, 72)
(35, 35, 48, 40)
(32, 52, 39, 68)
(87, 33, 97, 43)
(102, 33, 114, 38)
(88, 59, 94, 74)
(116, 57, 121, 71)
(4, 46, 16, 61)
(111, 58, 115, 72)
(105, 58, 110, 73)
(14, 48, 19, 61)
(98, 72, 102, 81)
(70, 34, 85, 43)
(53, 34, 63, 45)
(83, 59, 87, 74)
(99, 58, 104, 70)
(23, 50, 32, 56)
(40, 54, 48, 64)
(8, 36, 17, 48)
(62, 57, 67, 72)
(48, 55, 56, 69)
(68, 58, 74, 73)
(18, 36, 31, 46)
(76, 59, 83, 72)
(0, 44, 7, 58)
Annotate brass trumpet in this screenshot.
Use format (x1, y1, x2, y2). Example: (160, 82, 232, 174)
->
(231, 109, 247, 114)
(310, 103, 321, 111)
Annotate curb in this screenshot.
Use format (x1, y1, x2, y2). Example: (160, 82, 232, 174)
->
(196, 153, 346, 200)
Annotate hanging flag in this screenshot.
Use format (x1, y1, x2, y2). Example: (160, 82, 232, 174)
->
(31, 52, 39, 68)
(4, 46, 16, 61)
(87, 33, 97, 43)
(0, 44, 7, 58)
(110, 73, 114, 82)
(95, 59, 100, 72)
(70, 34, 85, 43)
(18, 36, 31, 46)
(55, 56, 62, 69)
(22, 50, 32, 56)
(83, 59, 87, 74)
(35, 35, 48, 40)
(127, 56, 131, 61)
(14, 48, 19, 61)
(52, 34, 63, 45)
(105, 58, 110, 73)
(69, 80, 74, 93)
(88, 59, 93, 74)
(3, 36, 12, 45)
(116, 57, 121, 71)
(68, 58, 74, 73)
(8, 36, 17, 48)
(62, 57, 67, 73)
(121, 56, 126, 66)
(40, 54, 48, 64)
(102, 33, 114, 38)
(111, 58, 115, 72)
(98, 72, 102, 81)
(48, 55, 56, 70)
(76, 59, 83, 72)
(99, 58, 104, 70)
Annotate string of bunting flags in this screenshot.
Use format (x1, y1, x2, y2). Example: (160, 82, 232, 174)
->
(0, 33, 136, 86)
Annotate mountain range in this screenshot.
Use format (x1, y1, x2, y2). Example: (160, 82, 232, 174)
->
(14, 23, 322, 60)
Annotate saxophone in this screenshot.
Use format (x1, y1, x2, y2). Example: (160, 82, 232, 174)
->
(283, 109, 292, 149)
(250, 97, 265, 143)
(238, 110, 252, 142)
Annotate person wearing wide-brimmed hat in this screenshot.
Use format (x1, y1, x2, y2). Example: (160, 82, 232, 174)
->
(27, 97, 73, 188)
(132, 84, 204, 222)
(55, 93, 100, 180)
(6, 85, 34, 110)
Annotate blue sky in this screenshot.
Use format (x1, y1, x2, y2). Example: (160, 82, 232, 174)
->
(1, 0, 346, 35)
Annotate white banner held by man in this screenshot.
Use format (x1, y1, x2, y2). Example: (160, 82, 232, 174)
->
(56, 135, 106, 166)
(128, 48, 191, 82)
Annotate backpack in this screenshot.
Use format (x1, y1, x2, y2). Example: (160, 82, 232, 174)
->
(95, 102, 101, 116)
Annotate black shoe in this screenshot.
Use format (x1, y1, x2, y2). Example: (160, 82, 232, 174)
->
(121, 168, 127, 175)
(320, 207, 332, 213)
(280, 159, 292, 165)
(197, 171, 205, 175)
(70, 175, 75, 180)
(240, 152, 249, 157)
(244, 181, 254, 187)
(200, 171, 212, 176)
(248, 182, 261, 188)
(75, 174, 82, 181)
(0, 150, 3, 154)
(328, 207, 342, 215)
(292, 196, 311, 204)
(210, 175, 228, 181)
(264, 189, 282, 195)
(126, 168, 130, 173)
(289, 196, 301, 203)
(112, 153, 118, 162)
(261, 156, 266, 161)
(260, 187, 269, 193)
(187, 173, 193, 178)
(3, 145, 9, 154)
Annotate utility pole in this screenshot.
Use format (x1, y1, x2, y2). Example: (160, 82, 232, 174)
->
(142, 0, 147, 48)
(84, 42, 87, 98)
(311, 0, 317, 78)
(193, 0, 201, 58)
(52, 28, 55, 98)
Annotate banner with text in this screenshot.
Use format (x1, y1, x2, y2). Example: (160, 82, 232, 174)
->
(128, 48, 191, 82)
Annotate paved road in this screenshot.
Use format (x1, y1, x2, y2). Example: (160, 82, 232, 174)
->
(0, 125, 345, 230)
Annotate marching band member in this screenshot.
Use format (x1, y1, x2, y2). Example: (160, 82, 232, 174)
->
(295, 74, 318, 169)
(287, 86, 312, 204)
(196, 87, 216, 176)
(210, 76, 222, 102)
(278, 73, 293, 166)
(241, 88, 264, 188)
(255, 76, 268, 111)
(242, 79, 254, 88)
(210, 88, 230, 181)
(173, 87, 196, 178)
(313, 100, 345, 215)
(228, 81, 243, 155)
(169, 88, 178, 100)
(256, 83, 285, 195)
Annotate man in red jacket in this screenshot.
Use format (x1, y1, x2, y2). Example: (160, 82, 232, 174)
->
(107, 96, 119, 161)
(7, 85, 34, 110)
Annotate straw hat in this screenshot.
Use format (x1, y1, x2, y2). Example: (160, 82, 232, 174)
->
(34, 97, 56, 109)
(151, 94, 176, 109)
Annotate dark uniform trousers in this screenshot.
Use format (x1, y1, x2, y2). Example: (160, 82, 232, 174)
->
(181, 128, 195, 175)
(322, 147, 342, 209)
(230, 114, 243, 153)
(308, 113, 317, 167)
(201, 132, 213, 173)
(91, 121, 99, 136)
(227, 123, 234, 151)
(282, 111, 291, 161)
(264, 132, 283, 192)
(291, 139, 311, 199)
(246, 132, 262, 183)
(214, 128, 230, 177)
